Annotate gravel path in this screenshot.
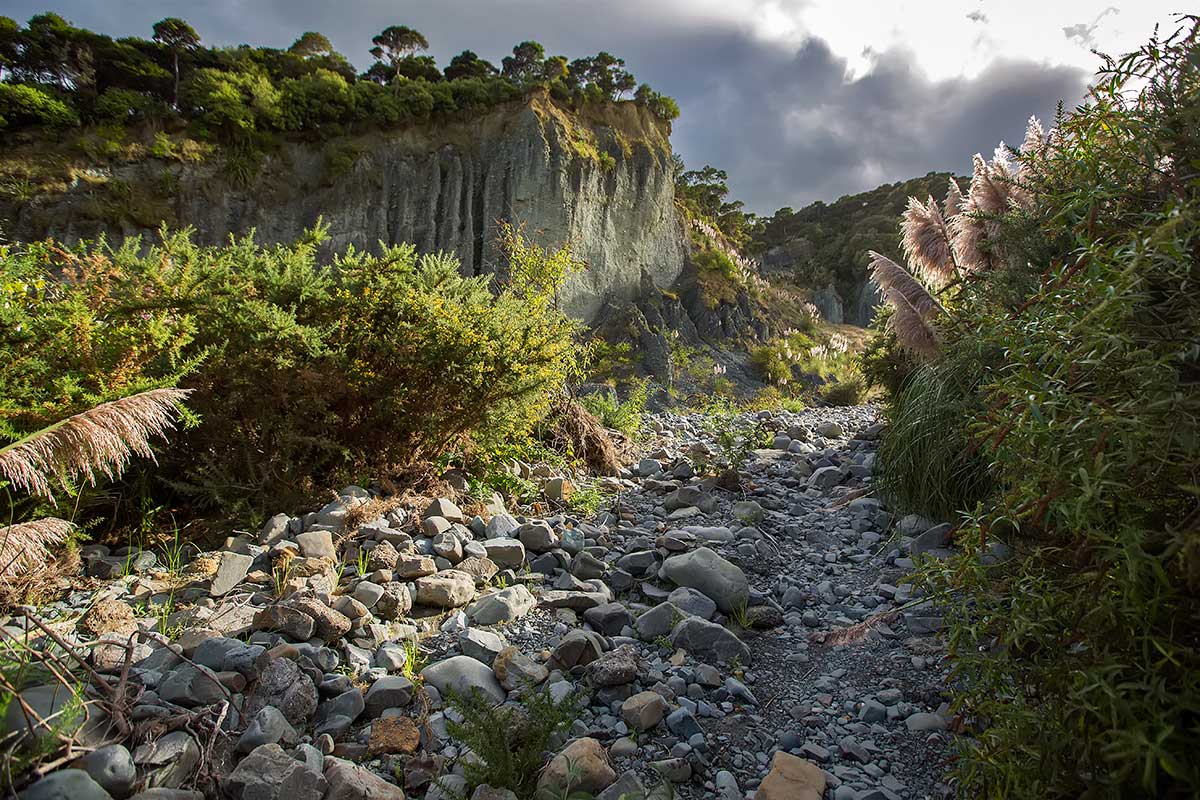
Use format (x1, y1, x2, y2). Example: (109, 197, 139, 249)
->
(420, 404, 959, 799)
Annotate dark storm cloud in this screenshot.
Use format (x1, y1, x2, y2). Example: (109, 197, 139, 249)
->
(654, 32, 1087, 211)
(5, 0, 1089, 212)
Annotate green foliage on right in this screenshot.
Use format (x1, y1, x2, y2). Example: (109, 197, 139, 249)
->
(0, 220, 582, 520)
(866, 19, 1200, 797)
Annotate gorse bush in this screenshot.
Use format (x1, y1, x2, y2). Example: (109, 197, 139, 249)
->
(864, 17, 1200, 797)
(0, 221, 582, 520)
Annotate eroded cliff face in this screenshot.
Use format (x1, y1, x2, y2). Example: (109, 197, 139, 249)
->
(4, 95, 685, 323)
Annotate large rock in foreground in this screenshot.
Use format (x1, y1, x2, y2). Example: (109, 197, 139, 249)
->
(223, 743, 326, 800)
(757, 751, 825, 800)
(661, 547, 748, 612)
(323, 757, 406, 800)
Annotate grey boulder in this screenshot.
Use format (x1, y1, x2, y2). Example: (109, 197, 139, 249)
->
(661, 547, 748, 613)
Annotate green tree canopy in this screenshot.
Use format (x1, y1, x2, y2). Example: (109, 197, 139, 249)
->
(502, 40, 545, 87)
(288, 31, 334, 59)
(369, 24, 427, 78)
(444, 49, 497, 81)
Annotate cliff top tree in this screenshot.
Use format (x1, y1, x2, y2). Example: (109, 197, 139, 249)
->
(152, 16, 199, 107)
(369, 24, 428, 82)
(444, 49, 497, 81)
(502, 40, 546, 87)
(0, 16, 18, 80)
(0, 15, 680, 148)
(542, 54, 568, 85)
(16, 13, 94, 92)
(586, 51, 636, 100)
(288, 31, 334, 59)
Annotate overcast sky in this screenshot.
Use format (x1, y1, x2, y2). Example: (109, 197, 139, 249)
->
(6, 1, 1183, 212)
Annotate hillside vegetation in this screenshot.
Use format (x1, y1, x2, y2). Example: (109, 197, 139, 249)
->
(864, 18, 1200, 797)
(0, 12, 678, 198)
(748, 171, 967, 307)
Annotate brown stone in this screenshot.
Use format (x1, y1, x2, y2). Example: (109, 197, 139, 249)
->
(493, 646, 549, 691)
(367, 541, 399, 572)
(455, 555, 499, 585)
(394, 555, 438, 579)
(367, 716, 420, 755)
(538, 737, 615, 795)
(757, 752, 825, 800)
(290, 596, 352, 644)
(79, 599, 137, 637)
(620, 690, 668, 731)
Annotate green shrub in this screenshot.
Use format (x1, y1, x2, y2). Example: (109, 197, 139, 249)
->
(149, 131, 178, 159)
(75, 125, 130, 161)
(444, 686, 580, 798)
(692, 246, 737, 280)
(749, 343, 791, 385)
(745, 386, 806, 412)
(279, 68, 356, 131)
(869, 19, 1200, 797)
(578, 378, 650, 435)
(0, 83, 78, 129)
(94, 88, 162, 123)
(0, 221, 582, 520)
(321, 139, 364, 182)
(182, 67, 282, 140)
(859, 308, 917, 396)
(819, 378, 864, 406)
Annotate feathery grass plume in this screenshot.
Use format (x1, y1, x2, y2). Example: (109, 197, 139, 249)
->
(902, 195, 956, 285)
(868, 251, 942, 359)
(949, 207, 992, 274)
(1013, 116, 1048, 203)
(0, 388, 192, 502)
(950, 153, 1014, 273)
(1019, 115, 1045, 155)
(944, 177, 964, 217)
(0, 518, 74, 577)
(968, 152, 1012, 215)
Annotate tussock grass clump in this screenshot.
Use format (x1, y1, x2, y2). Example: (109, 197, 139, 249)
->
(818, 378, 865, 407)
(577, 378, 651, 438)
(544, 395, 622, 476)
(875, 362, 991, 521)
